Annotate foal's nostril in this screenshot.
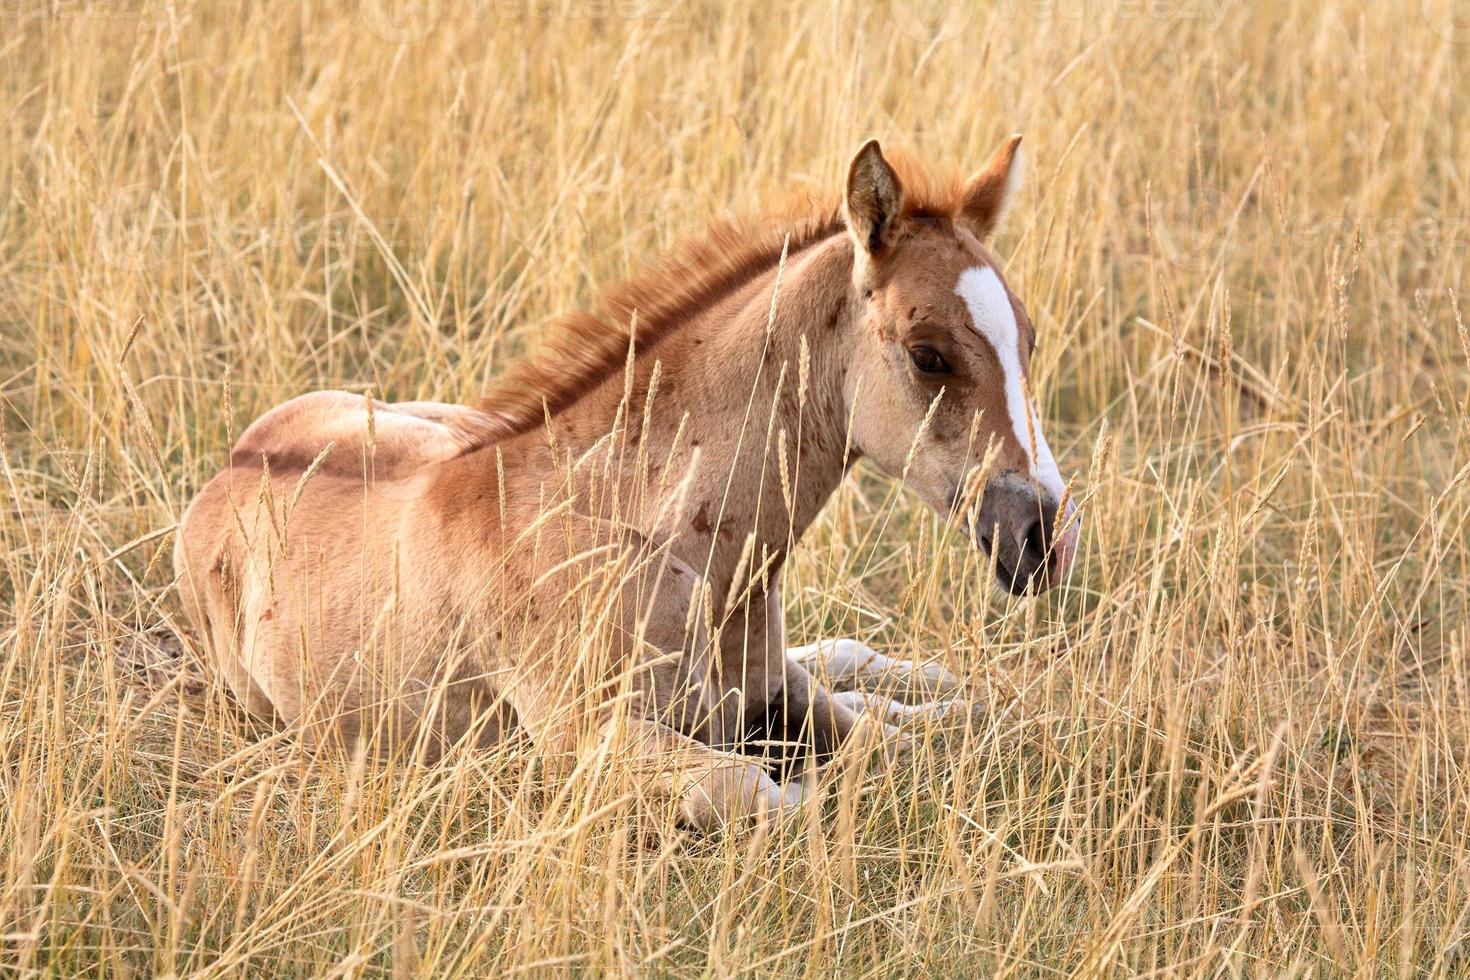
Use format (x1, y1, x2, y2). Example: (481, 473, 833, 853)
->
(1023, 517, 1048, 561)
(1018, 516, 1053, 585)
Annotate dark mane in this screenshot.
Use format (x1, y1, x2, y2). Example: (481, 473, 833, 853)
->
(465, 156, 964, 446)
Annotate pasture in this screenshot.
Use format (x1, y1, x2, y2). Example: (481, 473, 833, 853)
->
(1, 0, 1468, 974)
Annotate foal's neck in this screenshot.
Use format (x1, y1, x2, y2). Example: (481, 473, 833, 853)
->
(557, 233, 858, 602)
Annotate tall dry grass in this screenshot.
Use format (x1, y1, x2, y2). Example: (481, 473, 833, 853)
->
(1, 0, 1468, 974)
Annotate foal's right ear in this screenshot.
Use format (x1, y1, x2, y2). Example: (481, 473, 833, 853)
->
(845, 140, 904, 258)
(959, 135, 1024, 240)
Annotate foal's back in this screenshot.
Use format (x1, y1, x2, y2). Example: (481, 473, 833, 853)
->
(173, 391, 508, 753)
(226, 390, 489, 477)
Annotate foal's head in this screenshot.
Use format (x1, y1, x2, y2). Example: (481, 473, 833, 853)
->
(840, 138, 1078, 595)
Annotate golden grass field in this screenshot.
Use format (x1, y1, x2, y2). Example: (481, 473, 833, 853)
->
(2, 0, 1469, 974)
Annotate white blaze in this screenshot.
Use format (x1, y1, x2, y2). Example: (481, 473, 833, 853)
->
(954, 266, 1065, 503)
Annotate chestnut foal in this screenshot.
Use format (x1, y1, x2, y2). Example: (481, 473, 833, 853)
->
(175, 138, 1078, 830)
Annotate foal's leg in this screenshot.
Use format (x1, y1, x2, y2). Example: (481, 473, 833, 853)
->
(776, 658, 912, 763)
(826, 690, 975, 725)
(618, 718, 794, 831)
(786, 638, 964, 702)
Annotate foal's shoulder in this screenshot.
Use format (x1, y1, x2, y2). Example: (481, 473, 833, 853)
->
(228, 390, 492, 478)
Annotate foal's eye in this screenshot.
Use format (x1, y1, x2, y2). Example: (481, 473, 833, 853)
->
(908, 346, 951, 376)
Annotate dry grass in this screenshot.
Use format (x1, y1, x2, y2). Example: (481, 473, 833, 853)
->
(2, 0, 1469, 974)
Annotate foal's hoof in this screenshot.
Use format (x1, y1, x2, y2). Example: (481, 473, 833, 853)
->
(881, 726, 917, 765)
(910, 660, 967, 701)
(846, 715, 913, 766)
(911, 696, 987, 729)
(680, 763, 799, 834)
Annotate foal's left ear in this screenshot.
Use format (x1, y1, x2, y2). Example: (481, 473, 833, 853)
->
(960, 134, 1025, 240)
(846, 139, 904, 257)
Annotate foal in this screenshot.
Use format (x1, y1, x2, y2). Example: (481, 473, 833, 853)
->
(174, 138, 1078, 829)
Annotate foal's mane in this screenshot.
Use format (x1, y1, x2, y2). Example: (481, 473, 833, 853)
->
(466, 157, 963, 447)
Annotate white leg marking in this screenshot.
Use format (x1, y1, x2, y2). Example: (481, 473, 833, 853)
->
(788, 639, 964, 699)
(886, 658, 965, 699)
(830, 690, 972, 724)
(786, 638, 888, 683)
(779, 768, 817, 807)
(828, 690, 879, 715)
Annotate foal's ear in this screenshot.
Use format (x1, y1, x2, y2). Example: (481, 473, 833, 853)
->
(845, 139, 904, 257)
(959, 134, 1024, 240)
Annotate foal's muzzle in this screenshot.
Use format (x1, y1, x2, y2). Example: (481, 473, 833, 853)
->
(963, 472, 1078, 595)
